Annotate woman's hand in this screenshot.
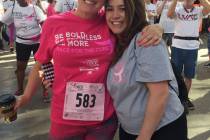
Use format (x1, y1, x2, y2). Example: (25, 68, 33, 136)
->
(14, 94, 31, 111)
(42, 79, 52, 89)
(14, 62, 43, 111)
(138, 24, 163, 47)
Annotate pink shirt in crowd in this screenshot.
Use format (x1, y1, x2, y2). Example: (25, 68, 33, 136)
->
(35, 11, 116, 126)
(47, 4, 56, 17)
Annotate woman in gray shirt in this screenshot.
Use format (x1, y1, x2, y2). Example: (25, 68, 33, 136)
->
(106, 0, 187, 140)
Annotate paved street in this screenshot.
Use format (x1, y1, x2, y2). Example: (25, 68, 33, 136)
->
(0, 35, 210, 140)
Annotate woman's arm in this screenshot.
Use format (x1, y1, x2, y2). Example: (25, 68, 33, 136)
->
(156, 0, 167, 16)
(167, 0, 178, 19)
(200, 0, 210, 16)
(36, 0, 46, 14)
(136, 81, 169, 140)
(14, 62, 42, 110)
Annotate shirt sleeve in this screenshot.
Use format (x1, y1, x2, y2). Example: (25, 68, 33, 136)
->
(175, 6, 181, 16)
(34, 5, 46, 23)
(3, 1, 8, 10)
(134, 34, 174, 83)
(35, 18, 54, 64)
(0, 6, 13, 25)
(197, 6, 204, 18)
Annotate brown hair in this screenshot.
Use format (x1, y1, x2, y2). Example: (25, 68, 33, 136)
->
(105, 0, 149, 65)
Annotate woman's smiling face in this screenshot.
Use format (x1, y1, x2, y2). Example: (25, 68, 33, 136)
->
(105, 0, 127, 35)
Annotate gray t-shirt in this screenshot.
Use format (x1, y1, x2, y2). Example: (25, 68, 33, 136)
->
(107, 33, 184, 135)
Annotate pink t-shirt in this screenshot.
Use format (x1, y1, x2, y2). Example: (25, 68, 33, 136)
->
(47, 4, 56, 17)
(35, 12, 116, 126)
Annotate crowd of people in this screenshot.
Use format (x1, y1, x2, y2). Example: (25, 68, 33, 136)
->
(0, 0, 209, 140)
(145, 0, 210, 111)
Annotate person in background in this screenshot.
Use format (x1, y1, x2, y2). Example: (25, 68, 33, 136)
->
(14, 0, 163, 139)
(156, 0, 182, 49)
(168, 0, 210, 110)
(30, 0, 48, 14)
(0, 0, 4, 51)
(46, 0, 56, 17)
(145, 0, 157, 24)
(55, 0, 77, 13)
(204, 14, 210, 68)
(106, 0, 187, 140)
(2, 0, 15, 52)
(0, 0, 46, 96)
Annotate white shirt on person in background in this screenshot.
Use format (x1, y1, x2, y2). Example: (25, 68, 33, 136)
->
(0, 0, 4, 20)
(41, 0, 49, 11)
(156, 0, 182, 33)
(55, 0, 77, 13)
(0, 1, 46, 44)
(172, 5, 203, 50)
(32, 0, 49, 12)
(2, 0, 14, 10)
(145, 3, 157, 24)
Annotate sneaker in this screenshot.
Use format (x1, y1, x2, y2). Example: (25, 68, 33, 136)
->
(10, 48, 14, 53)
(187, 99, 195, 110)
(204, 62, 210, 68)
(14, 90, 23, 96)
(43, 91, 51, 103)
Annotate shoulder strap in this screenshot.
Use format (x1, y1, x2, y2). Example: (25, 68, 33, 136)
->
(11, 0, 15, 15)
(169, 82, 178, 94)
(32, 5, 39, 25)
(134, 34, 138, 50)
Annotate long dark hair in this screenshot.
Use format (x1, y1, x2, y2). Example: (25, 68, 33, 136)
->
(105, 0, 149, 65)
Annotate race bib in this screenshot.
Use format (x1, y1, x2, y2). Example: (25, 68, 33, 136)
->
(63, 82, 105, 121)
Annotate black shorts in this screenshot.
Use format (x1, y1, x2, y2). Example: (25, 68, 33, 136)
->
(119, 113, 188, 140)
(15, 42, 39, 61)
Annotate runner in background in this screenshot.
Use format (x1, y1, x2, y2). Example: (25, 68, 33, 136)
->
(46, 0, 56, 17)
(30, 0, 48, 14)
(29, 0, 52, 102)
(168, 0, 210, 110)
(145, 0, 157, 24)
(55, 0, 77, 13)
(204, 13, 210, 68)
(208, 21, 210, 67)
(194, 0, 210, 68)
(2, 0, 15, 52)
(156, 0, 182, 51)
(0, 0, 4, 51)
(0, 0, 46, 96)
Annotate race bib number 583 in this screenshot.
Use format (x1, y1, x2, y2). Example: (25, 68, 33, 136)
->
(63, 82, 105, 121)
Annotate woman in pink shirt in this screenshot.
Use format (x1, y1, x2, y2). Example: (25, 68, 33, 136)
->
(15, 0, 163, 139)
(47, 0, 56, 17)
